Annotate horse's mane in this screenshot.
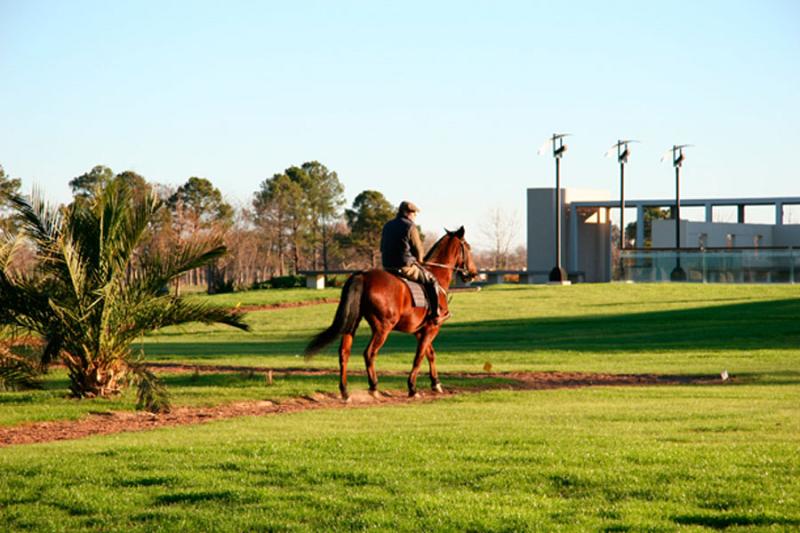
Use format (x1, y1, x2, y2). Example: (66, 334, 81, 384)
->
(423, 233, 450, 262)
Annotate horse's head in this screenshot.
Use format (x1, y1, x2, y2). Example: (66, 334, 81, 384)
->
(445, 226, 479, 283)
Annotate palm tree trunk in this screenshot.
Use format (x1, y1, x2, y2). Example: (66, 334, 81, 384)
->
(65, 356, 128, 398)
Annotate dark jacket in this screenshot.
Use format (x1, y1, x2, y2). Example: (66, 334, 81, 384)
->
(381, 215, 423, 269)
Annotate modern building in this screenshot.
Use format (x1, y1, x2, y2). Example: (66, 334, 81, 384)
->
(527, 188, 800, 283)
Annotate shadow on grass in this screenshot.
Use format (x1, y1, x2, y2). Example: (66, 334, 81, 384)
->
(673, 513, 800, 529)
(727, 370, 800, 386)
(154, 490, 236, 505)
(116, 476, 176, 488)
(144, 298, 800, 361)
(436, 298, 800, 354)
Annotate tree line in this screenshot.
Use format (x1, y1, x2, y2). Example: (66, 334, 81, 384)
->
(1, 162, 532, 291)
(0, 161, 404, 292)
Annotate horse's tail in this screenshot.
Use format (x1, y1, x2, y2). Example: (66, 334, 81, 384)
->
(304, 273, 364, 356)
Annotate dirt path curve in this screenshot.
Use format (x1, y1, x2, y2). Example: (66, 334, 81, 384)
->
(0, 371, 722, 448)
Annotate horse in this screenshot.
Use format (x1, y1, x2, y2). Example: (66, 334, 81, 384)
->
(304, 226, 478, 400)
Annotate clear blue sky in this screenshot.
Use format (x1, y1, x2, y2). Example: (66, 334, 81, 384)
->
(2, 0, 798, 246)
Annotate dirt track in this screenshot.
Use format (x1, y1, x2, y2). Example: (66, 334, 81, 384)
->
(0, 370, 722, 447)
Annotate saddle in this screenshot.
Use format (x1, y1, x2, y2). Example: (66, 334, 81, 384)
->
(387, 271, 450, 326)
(399, 277, 428, 308)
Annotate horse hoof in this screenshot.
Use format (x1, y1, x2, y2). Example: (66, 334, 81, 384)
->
(341, 392, 351, 403)
(408, 391, 421, 399)
(368, 389, 380, 399)
(432, 383, 444, 394)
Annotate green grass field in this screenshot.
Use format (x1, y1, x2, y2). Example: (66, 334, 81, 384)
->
(1, 283, 799, 531)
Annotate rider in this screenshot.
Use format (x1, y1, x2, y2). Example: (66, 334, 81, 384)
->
(380, 201, 450, 325)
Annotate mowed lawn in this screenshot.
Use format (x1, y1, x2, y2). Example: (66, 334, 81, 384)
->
(155, 283, 800, 378)
(1, 283, 799, 531)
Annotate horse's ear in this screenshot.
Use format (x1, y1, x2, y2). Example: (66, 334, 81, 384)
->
(444, 227, 453, 235)
(455, 226, 465, 239)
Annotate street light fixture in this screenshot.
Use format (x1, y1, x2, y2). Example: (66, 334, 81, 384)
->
(660, 144, 694, 281)
(538, 133, 571, 282)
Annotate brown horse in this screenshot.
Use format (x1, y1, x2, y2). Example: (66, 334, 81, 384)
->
(304, 226, 478, 399)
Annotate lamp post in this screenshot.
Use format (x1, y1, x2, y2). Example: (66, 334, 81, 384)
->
(661, 144, 693, 281)
(605, 139, 639, 278)
(538, 133, 570, 282)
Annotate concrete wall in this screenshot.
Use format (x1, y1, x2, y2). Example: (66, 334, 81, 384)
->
(774, 225, 800, 246)
(527, 188, 562, 274)
(575, 208, 612, 281)
(527, 188, 611, 282)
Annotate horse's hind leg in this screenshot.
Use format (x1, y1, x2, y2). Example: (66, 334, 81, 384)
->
(364, 326, 390, 397)
(409, 331, 434, 398)
(426, 345, 443, 393)
(339, 334, 354, 401)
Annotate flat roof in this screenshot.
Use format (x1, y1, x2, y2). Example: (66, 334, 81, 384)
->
(570, 196, 800, 208)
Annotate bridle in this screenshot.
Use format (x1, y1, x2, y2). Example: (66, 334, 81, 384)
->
(423, 238, 471, 277)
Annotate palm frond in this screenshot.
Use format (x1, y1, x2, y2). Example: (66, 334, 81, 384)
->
(100, 181, 162, 281)
(61, 235, 91, 304)
(112, 297, 248, 347)
(0, 232, 23, 272)
(0, 340, 43, 391)
(129, 238, 228, 296)
(128, 360, 170, 413)
(8, 191, 62, 261)
(40, 333, 64, 369)
(0, 265, 52, 331)
(65, 204, 102, 282)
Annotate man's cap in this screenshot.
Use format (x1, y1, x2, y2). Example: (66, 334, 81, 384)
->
(399, 201, 420, 214)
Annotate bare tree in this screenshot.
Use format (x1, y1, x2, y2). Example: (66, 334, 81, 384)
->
(480, 207, 520, 269)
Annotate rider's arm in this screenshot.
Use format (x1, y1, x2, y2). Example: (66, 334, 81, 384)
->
(409, 224, 424, 262)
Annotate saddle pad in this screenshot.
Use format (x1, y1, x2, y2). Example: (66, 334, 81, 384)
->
(400, 278, 428, 308)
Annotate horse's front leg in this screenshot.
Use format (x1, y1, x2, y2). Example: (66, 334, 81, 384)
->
(426, 345, 443, 393)
(409, 328, 437, 397)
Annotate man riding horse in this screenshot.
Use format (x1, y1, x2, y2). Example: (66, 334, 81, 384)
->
(380, 201, 450, 325)
(305, 217, 477, 399)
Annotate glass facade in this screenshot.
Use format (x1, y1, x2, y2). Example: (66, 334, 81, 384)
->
(620, 248, 799, 283)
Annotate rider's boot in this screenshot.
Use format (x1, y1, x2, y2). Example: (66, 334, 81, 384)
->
(425, 281, 451, 325)
(435, 286, 451, 325)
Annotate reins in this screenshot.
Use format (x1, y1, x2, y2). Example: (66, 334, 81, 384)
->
(422, 261, 469, 275)
(422, 239, 469, 275)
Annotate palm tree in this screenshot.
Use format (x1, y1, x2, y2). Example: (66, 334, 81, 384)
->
(0, 177, 248, 411)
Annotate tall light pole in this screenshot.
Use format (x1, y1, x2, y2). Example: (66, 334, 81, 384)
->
(538, 133, 570, 282)
(605, 139, 639, 250)
(606, 140, 639, 279)
(661, 144, 693, 281)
